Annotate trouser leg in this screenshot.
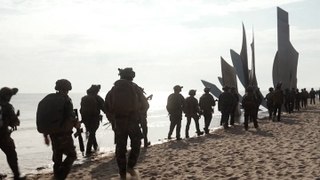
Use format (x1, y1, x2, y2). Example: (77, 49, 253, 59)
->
(185, 117, 191, 138)
(176, 120, 181, 139)
(1, 138, 20, 178)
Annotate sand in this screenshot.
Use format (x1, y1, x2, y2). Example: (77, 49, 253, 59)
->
(24, 104, 320, 179)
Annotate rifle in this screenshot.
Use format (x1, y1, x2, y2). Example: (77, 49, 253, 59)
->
(73, 109, 85, 156)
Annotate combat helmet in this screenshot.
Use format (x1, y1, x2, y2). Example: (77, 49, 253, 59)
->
(55, 79, 72, 91)
(204, 87, 210, 93)
(0, 87, 18, 102)
(173, 85, 183, 92)
(189, 89, 196, 96)
(118, 68, 135, 80)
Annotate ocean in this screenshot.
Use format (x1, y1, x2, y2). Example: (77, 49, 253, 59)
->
(0, 92, 267, 176)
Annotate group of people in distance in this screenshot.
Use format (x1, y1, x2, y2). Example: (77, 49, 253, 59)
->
(264, 84, 318, 122)
(0, 67, 319, 180)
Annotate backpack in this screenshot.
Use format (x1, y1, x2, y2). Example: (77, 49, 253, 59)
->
(107, 80, 139, 115)
(80, 95, 99, 117)
(36, 93, 67, 134)
(242, 93, 257, 110)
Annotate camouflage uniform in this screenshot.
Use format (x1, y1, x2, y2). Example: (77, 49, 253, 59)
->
(105, 68, 144, 179)
(80, 85, 106, 155)
(44, 79, 78, 180)
(166, 85, 185, 140)
(272, 85, 284, 121)
(184, 90, 202, 138)
(218, 87, 234, 129)
(199, 88, 216, 134)
(242, 87, 258, 130)
(265, 88, 274, 120)
(0, 87, 24, 180)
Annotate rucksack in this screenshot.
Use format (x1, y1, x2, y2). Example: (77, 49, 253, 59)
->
(80, 95, 99, 117)
(107, 80, 139, 115)
(242, 93, 257, 110)
(36, 93, 67, 134)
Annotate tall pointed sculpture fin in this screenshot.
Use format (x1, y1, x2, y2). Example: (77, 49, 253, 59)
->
(230, 49, 246, 88)
(273, 7, 299, 90)
(221, 57, 238, 90)
(240, 23, 249, 87)
(249, 30, 258, 87)
(201, 80, 222, 98)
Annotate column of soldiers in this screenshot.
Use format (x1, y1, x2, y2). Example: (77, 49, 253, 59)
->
(1, 69, 318, 180)
(264, 83, 318, 122)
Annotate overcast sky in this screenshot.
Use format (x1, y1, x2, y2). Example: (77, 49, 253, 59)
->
(0, 0, 319, 94)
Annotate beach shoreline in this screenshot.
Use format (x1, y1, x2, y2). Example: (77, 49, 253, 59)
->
(19, 103, 320, 180)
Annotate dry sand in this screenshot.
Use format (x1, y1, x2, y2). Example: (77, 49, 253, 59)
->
(26, 104, 320, 179)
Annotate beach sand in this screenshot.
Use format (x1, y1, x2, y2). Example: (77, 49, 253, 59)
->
(25, 104, 320, 180)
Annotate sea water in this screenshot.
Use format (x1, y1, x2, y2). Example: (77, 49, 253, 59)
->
(0, 92, 267, 175)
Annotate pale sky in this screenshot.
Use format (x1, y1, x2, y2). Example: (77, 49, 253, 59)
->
(0, 0, 319, 94)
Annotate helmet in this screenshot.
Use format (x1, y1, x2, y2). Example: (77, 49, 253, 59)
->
(173, 85, 183, 92)
(204, 87, 210, 93)
(269, 87, 274, 92)
(189, 89, 196, 96)
(118, 68, 135, 80)
(55, 79, 72, 91)
(0, 87, 18, 100)
(87, 84, 101, 95)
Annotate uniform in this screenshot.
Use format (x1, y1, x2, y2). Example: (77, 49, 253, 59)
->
(0, 87, 25, 180)
(80, 85, 106, 156)
(105, 68, 144, 179)
(166, 85, 185, 140)
(184, 90, 202, 138)
(199, 88, 215, 134)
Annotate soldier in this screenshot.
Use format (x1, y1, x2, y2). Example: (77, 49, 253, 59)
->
(0, 87, 25, 180)
(199, 87, 216, 134)
(184, 90, 203, 138)
(218, 86, 234, 129)
(38, 79, 79, 180)
(230, 87, 239, 126)
(295, 89, 301, 111)
(105, 68, 146, 179)
(166, 85, 185, 140)
(138, 88, 151, 148)
(242, 86, 259, 131)
(80, 85, 106, 156)
(265, 87, 274, 120)
(272, 83, 284, 121)
(309, 88, 316, 105)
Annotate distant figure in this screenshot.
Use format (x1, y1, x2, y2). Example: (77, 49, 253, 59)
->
(184, 90, 203, 138)
(0, 87, 25, 180)
(218, 86, 234, 129)
(284, 88, 294, 114)
(301, 88, 308, 108)
(80, 85, 106, 156)
(272, 83, 284, 121)
(230, 87, 240, 125)
(294, 89, 301, 111)
(105, 68, 146, 179)
(166, 85, 185, 140)
(289, 88, 296, 112)
(254, 87, 264, 119)
(265, 87, 274, 120)
(242, 86, 259, 131)
(36, 79, 79, 180)
(199, 87, 216, 134)
(139, 89, 151, 148)
(309, 88, 316, 105)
